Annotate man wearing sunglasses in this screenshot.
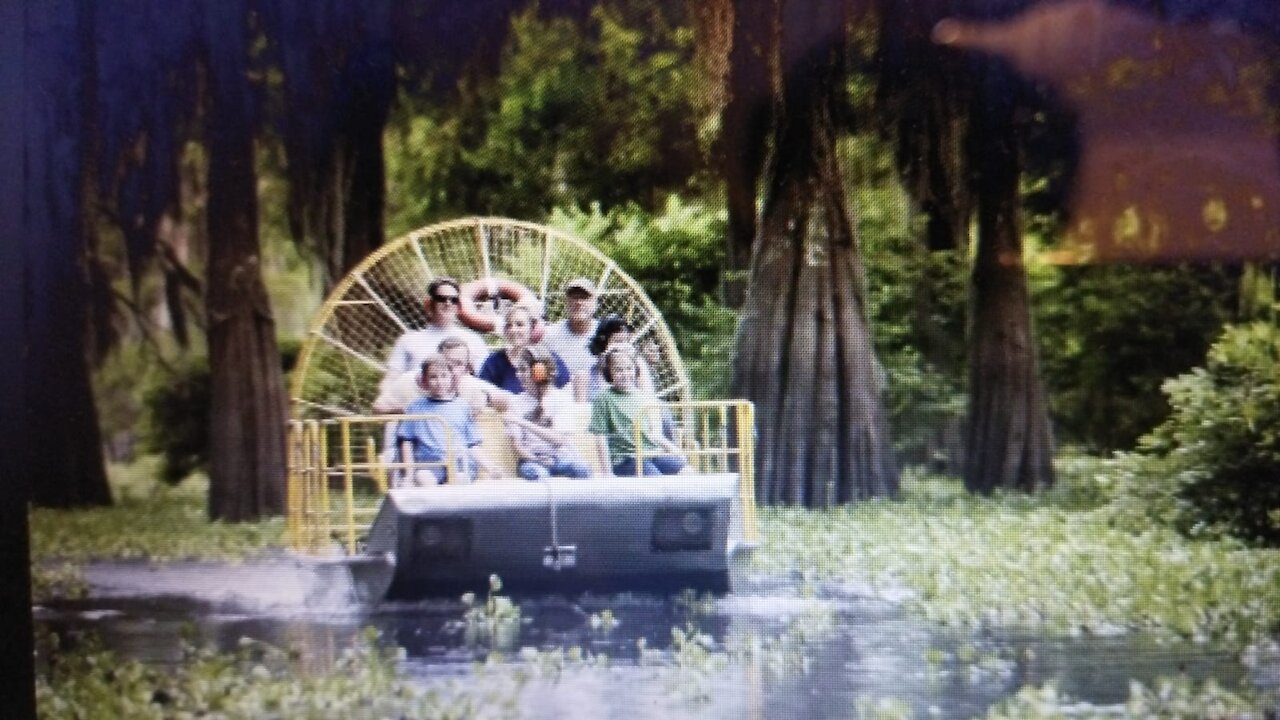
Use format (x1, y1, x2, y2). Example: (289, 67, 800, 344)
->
(382, 277, 491, 398)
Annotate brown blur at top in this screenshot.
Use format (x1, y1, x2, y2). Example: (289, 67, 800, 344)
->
(935, 0, 1280, 263)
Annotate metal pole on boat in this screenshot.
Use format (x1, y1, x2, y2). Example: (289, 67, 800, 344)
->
(341, 419, 357, 554)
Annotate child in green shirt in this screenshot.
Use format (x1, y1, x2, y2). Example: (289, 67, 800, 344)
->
(588, 346, 686, 476)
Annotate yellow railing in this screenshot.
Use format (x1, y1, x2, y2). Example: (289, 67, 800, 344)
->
(286, 400, 757, 555)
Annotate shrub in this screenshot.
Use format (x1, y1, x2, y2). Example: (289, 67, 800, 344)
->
(1108, 322, 1280, 546)
(142, 356, 211, 485)
(141, 340, 301, 485)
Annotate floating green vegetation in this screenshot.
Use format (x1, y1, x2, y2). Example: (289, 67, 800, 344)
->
(461, 575, 525, 651)
(30, 464, 285, 603)
(982, 677, 1272, 719)
(31, 562, 89, 602)
(723, 613, 831, 680)
(754, 473, 1280, 644)
(31, 469, 285, 566)
(37, 629, 525, 720)
(853, 695, 913, 720)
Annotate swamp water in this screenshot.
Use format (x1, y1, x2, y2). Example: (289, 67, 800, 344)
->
(34, 557, 1274, 719)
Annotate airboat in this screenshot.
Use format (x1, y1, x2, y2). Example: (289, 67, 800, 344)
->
(286, 218, 758, 601)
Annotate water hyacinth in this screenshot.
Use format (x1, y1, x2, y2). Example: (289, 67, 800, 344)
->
(36, 629, 527, 720)
(754, 474, 1280, 644)
(982, 677, 1272, 719)
(462, 579, 525, 651)
(31, 474, 284, 567)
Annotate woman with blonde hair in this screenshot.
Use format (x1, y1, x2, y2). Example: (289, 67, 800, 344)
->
(477, 302, 571, 395)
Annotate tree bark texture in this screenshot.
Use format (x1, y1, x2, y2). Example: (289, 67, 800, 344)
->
(204, 0, 288, 521)
(732, 0, 898, 507)
(263, 0, 395, 287)
(719, 0, 775, 281)
(24, 0, 112, 510)
(963, 76, 1055, 493)
(875, 0, 971, 253)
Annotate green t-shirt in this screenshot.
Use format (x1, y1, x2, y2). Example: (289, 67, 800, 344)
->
(587, 388, 665, 462)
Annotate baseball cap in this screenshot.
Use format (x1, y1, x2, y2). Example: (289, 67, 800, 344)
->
(563, 277, 597, 295)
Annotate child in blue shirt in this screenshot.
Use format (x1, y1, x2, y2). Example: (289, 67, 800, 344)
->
(397, 354, 499, 485)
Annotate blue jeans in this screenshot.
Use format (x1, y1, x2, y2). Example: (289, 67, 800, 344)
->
(404, 456, 475, 486)
(518, 456, 593, 481)
(613, 454, 685, 477)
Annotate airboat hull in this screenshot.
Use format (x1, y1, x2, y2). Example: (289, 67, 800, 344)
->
(356, 474, 747, 601)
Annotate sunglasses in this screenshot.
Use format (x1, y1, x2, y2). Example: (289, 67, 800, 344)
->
(432, 294, 461, 305)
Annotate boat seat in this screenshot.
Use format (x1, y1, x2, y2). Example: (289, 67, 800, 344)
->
(472, 404, 607, 481)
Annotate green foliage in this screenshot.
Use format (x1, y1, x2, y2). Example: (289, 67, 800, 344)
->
(31, 563, 88, 603)
(1033, 265, 1233, 451)
(753, 473, 1280, 643)
(92, 343, 159, 461)
(983, 678, 1269, 719)
(36, 629, 525, 720)
(141, 356, 211, 485)
(851, 134, 968, 460)
(549, 197, 735, 397)
(385, 1, 701, 231)
(460, 575, 523, 651)
(1107, 322, 1280, 546)
(30, 467, 284, 572)
(140, 342, 301, 485)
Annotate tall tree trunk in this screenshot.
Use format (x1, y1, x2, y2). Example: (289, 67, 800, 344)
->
(876, 0, 970, 254)
(204, 0, 288, 521)
(718, 0, 774, 294)
(25, 0, 111, 510)
(963, 76, 1054, 493)
(732, 0, 898, 506)
(4, 0, 35, 713)
(334, 37, 393, 279)
(265, 0, 394, 287)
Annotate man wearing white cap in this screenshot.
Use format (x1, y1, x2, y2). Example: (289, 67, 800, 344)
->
(543, 277, 599, 401)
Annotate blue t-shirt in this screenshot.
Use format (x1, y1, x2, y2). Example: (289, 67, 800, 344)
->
(477, 350, 571, 395)
(396, 395, 479, 463)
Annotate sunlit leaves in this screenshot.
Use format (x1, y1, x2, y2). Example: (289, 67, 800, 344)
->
(1108, 322, 1280, 545)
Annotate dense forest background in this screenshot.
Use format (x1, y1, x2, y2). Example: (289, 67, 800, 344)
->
(20, 0, 1280, 532)
(12, 2, 1280, 715)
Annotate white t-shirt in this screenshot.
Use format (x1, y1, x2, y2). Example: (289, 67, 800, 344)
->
(505, 386, 580, 459)
(373, 371, 500, 414)
(542, 318, 598, 377)
(373, 371, 422, 413)
(384, 325, 491, 379)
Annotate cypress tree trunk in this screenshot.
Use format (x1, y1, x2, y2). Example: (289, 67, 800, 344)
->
(335, 119, 387, 277)
(719, 0, 773, 286)
(963, 80, 1054, 493)
(204, 0, 288, 521)
(25, 0, 112, 510)
(732, 0, 898, 506)
(265, 0, 394, 286)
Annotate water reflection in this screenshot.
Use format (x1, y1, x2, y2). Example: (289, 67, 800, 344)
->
(35, 577, 1268, 719)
